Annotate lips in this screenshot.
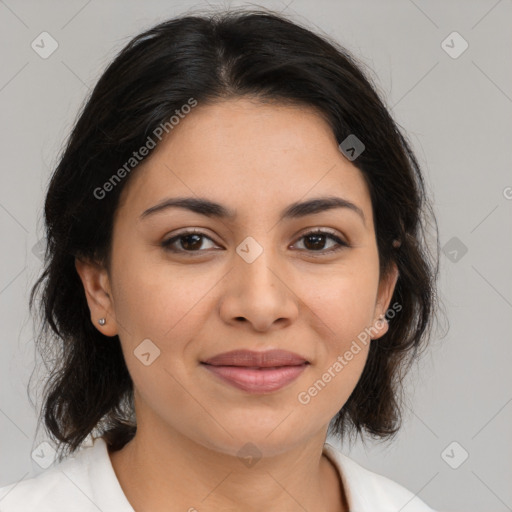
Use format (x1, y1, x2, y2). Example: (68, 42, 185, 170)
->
(202, 349, 309, 367)
(201, 349, 310, 393)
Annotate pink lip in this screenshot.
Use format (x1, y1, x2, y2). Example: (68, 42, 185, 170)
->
(201, 349, 310, 394)
(202, 349, 309, 367)
(202, 364, 308, 393)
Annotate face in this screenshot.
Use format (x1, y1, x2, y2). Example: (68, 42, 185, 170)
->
(76, 97, 398, 458)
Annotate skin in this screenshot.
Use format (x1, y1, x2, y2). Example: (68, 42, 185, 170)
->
(75, 97, 398, 512)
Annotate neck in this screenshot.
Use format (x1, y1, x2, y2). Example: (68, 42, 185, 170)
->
(108, 423, 348, 512)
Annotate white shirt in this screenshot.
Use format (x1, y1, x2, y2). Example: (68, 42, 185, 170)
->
(0, 436, 436, 511)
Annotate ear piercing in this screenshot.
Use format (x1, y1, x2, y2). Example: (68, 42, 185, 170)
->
(98, 318, 106, 326)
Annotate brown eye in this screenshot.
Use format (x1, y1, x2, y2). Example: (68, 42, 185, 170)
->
(161, 229, 348, 256)
(293, 230, 348, 255)
(161, 231, 218, 253)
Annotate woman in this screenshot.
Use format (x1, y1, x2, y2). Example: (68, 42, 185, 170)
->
(0, 8, 441, 511)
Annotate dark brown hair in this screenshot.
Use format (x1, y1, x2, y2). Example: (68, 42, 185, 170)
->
(29, 7, 444, 462)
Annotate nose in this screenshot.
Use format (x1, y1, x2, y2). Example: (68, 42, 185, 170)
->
(218, 244, 299, 333)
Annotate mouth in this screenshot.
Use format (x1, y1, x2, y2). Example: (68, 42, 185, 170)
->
(201, 363, 310, 394)
(200, 349, 310, 394)
(202, 348, 309, 367)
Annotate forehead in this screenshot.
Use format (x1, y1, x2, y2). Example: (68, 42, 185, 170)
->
(116, 98, 373, 226)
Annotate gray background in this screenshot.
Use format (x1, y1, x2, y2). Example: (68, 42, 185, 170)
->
(1, 1, 511, 511)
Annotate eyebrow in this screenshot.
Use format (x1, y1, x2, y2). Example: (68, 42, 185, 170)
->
(139, 195, 366, 225)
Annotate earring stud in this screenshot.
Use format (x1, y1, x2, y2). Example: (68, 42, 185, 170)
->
(98, 318, 106, 326)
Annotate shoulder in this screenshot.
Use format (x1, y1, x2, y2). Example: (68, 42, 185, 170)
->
(0, 451, 92, 511)
(0, 437, 133, 512)
(323, 441, 437, 512)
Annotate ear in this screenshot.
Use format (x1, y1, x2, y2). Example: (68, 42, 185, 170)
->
(370, 262, 399, 340)
(75, 256, 118, 337)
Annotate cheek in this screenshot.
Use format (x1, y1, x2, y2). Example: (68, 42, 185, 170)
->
(295, 279, 374, 420)
(293, 257, 378, 403)
(111, 263, 209, 425)
(110, 262, 218, 405)
(301, 257, 380, 344)
(296, 348, 369, 428)
(111, 255, 217, 345)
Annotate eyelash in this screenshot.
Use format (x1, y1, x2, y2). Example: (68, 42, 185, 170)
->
(161, 228, 349, 257)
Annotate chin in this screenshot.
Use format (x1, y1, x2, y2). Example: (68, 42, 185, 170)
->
(191, 422, 316, 460)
